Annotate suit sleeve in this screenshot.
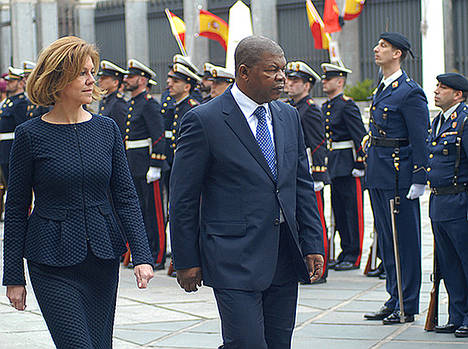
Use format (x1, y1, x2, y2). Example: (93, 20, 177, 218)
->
(142, 100, 167, 170)
(301, 104, 328, 181)
(169, 109, 210, 270)
(2, 126, 33, 285)
(294, 109, 325, 256)
(343, 100, 367, 170)
(401, 87, 429, 184)
(109, 121, 153, 267)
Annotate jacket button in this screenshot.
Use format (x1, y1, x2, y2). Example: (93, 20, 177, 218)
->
(274, 218, 280, 226)
(276, 189, 280, 194)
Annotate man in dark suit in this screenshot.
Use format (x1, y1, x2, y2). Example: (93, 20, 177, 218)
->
(170, 35, 325, 349)
(364, 32, 429, 325)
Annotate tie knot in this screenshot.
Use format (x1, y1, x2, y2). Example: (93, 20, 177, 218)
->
(253, 106, 267, 121)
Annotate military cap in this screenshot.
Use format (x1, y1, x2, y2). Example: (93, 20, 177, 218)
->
(436, 73, 468, 92)
(379, 32, 414, 58)
(22, 60, 36, 74)
(98, 60, 128, 79)
(286, 61, 321, 84)
(168, 63, 202, 85)
(320, 63, 352, 79)
(210, 65, 234, 83)
(173, 54, 199, 75)
(203, 62, 216, 78)
(127, 59, 156, 79)
(4, 66, 24, 81)
(148, 79, 158, 86)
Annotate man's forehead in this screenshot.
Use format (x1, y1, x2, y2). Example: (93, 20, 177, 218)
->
(261, 54, 286, 66)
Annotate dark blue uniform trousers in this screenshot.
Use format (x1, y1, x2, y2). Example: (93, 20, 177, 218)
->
(369, 188, 421, 314)
(213, 223, 299, 349)
(432, 218, 468, 326)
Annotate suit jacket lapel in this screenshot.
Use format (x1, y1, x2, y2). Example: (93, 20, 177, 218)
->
(222, 91, 276, 183)
(270, 101, 284, 183)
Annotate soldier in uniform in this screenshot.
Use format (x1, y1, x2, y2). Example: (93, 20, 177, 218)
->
(321, 63, 367, 272)
(364, 32, 429, 325)
(123, 59, 168, 270)
(201, 62, 215, 103)
(209, 65, 234, 99)
(97, 60, 128, 137)
(0, 67, 29, 183)
(427, 73, 468, 337)
(286, 61, 329, 283)
(22, 61, 50, 118)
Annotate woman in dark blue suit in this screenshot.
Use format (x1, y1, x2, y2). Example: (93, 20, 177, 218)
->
(2, 36, 154, 348)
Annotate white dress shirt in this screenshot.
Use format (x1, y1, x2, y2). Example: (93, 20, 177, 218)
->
(379, 69, 403, 92)
(437, 103, 460, 135)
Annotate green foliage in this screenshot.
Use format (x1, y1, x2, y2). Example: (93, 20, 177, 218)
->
(344, 79, 375, 102)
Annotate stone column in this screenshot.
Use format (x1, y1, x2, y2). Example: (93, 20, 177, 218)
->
(0, 0, 11, 72)
(183, 0, 207, 70)
(10, 0, 36, 66)
(125, 0, 149, 63)
(75, 0, 96, 44)
(443, 0, 454, 73)
(251, 0, 277, 41)
(36, 0, 58, 52)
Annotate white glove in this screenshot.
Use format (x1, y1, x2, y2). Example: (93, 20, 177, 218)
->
(313, 181, 324, 192)
(351, 168, 365, 177)
(146, 167, 161, 183)
(406, 184, 426, 200)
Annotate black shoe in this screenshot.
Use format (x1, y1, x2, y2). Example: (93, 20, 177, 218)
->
(153, 262, 165, 271)
(334, 261, 359, 271)
(379, 271, 386, 279)
(382, 311, 414, 325)
(328, 260, 338, 269)
(364, 306, 394, 320)
(367, 263, 384, 277)
(455, 325, 468, 337)
(435, 323, 459, 333)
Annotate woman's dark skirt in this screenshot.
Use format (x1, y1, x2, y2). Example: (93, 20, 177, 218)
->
(28, 248, 120, 349)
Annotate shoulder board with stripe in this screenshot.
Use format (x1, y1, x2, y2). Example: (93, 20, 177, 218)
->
(116, 93, 123, 99)
(188, 98, 199, 107)
(145, 94, 153, 100)
(306, 98, 315, 106)
(342, 95, 353, 101)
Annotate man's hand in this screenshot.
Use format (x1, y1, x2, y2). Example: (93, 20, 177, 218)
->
(305, 254, 324, 283)
(134, 264, 154, 289)
(146, 166, 161, 184)
(6, 285, 26, 311)
(313, 181, 324, 192)
(406, 183, 425, 200)
(176, 267, 202, 292)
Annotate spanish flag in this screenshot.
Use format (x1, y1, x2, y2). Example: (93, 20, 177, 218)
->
(165, 9, 186, 55)
(199, 9, 229, 51)
(306, 0, 330, 50)
(343, 0, 366, 21)
(323, 0, 341, 33)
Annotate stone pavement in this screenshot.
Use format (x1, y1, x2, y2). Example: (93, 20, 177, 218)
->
(1, 189, 468, 348)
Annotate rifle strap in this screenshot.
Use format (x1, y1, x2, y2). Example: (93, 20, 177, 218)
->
(453, 116, 468, 186)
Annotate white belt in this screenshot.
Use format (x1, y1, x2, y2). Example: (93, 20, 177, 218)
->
(125, 138, 152, 154)
(165, 131, 173, 139)
(331, 140, 354, 150)
(0, 132, 14, 141)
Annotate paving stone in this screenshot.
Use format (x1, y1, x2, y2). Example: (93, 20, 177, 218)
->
(113, 328, 170, 345)
(291, 337, 378, 349)
(151, 332, 221, 348)
(381, 341, 468, 348)
(114, 304, 201, 325)
(116, 320, 201, 332)
(394, 325, 468, 343)
(294, 323, 397, 340)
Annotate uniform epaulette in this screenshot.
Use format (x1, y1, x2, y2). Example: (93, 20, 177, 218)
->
(342, 95, 353, 101)
(188, 98, 199, 107)
(116, 93, 123, 99)
(306, 98, 315, 106)
(145, 94, 152, 100)
(404, 78, 418, 88)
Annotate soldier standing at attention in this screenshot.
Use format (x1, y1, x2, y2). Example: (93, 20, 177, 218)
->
(321, 63, 367, 272)
(0, 67, 28, 184)
(208, 65, 234, 99)
(23, 61, 50, 119)
(97, 60, 128, 138)
(364, 32, 429, 325)
(286, 61, 329, 284)
(201, 62, 215, 103)
(123, 59, 167, 270)
(427, 73, 468, 337)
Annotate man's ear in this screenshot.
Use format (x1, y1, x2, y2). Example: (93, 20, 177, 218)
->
(238, 64, 249, 81)
(392, 48, 402, 61)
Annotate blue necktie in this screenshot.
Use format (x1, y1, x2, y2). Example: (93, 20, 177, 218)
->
(253, 106, 277, 181)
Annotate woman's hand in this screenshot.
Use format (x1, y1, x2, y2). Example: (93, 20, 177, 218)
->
(6, 285, 27, 311)
(134, 264, 154, 289)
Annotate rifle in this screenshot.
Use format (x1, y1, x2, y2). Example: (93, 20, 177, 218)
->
(328, 204, 336, 265)
(390, 198, 405, 323)
(425, 245, 441, 331)
(364, 225, 378, 275)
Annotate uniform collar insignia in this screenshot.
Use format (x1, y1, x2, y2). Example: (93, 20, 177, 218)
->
(392, 81, 399, 88)
(452, 121, 457, 128)
(450, 111, 457, 120)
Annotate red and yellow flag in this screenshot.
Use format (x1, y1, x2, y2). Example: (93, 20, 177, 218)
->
(343, 0, 366, 21)
(165, 9, 186, 55)
(199, 9, 229, 51)
(306, 0, 330, 50)
(323, 0, 341, 33)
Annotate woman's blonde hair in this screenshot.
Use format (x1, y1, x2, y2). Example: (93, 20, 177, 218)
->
(27, 36, 103, 106)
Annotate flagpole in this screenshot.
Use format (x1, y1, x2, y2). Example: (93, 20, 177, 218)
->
(165, 8, 187, 56)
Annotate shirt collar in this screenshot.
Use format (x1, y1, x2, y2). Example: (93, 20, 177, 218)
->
(230, 83, 271, 121)
(443, 103, 460, 120)
(380, 69, 403, 88)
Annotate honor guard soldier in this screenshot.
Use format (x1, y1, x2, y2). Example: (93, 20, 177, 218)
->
(23, 61, 50, 118)
(364, 32, 429, 325)
(201, 62, 215, 102)
(428, 73, 468, 337)
(321, 63, 367, 272)
(209, 65, 234, 99)
(97, 60, 128, 137)
(0, 67, 29, 183)
(286, 61, 329, 283)
(123, 59, 168, 270)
